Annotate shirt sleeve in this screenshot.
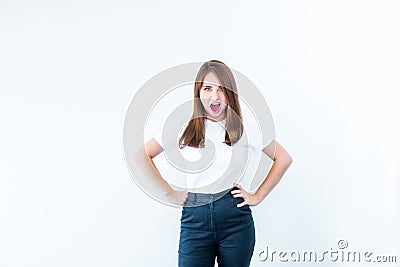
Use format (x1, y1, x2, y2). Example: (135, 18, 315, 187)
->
(144, 119, 190, 149)
(241, 105, 275, 152)
(153, 130, 164, 148)
(144, 120, 164, 148)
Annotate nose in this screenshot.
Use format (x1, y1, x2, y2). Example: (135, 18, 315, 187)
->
(210, 89, 219, 100)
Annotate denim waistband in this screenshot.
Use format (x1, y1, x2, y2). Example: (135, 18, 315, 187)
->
(184, 186, 238, 207)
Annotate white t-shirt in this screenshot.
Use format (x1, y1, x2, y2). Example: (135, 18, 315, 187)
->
(149, 108, 273, 193)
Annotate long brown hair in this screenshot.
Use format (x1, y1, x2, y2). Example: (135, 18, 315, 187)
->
(179, 60, 243, 148)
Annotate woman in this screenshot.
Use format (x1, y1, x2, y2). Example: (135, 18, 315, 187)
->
(142, 60, 292, 267)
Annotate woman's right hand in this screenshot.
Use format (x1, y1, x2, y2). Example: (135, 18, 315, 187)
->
(166, 189, 188, 206)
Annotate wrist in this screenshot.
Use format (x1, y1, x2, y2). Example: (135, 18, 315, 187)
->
(254, 192, 265, 204)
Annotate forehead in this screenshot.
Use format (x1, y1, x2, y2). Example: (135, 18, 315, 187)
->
(202, 72, 221, 86)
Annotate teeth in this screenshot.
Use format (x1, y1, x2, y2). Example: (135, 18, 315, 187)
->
(210, 103, 221, 112)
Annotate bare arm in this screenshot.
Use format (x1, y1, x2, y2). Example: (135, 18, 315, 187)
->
(232, 139, 293, 207)
(134, 138, 188, 206)
(254, 140, 293, 202)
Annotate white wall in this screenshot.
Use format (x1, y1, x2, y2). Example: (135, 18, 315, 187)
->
(0, 1, 399, 266)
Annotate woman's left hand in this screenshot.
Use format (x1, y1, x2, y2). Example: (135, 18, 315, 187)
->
(231, 183, 262, 207)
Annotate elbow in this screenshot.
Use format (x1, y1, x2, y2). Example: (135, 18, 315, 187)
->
(287, 153, 293, 163)
(277, 152, 293, 167)
(288, 158, 293, 168)
(273, 151, 293, 166)
(286, 154, 293, 167)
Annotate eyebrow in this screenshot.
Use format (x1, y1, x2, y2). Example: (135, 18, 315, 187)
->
(202, 84, 222, 88)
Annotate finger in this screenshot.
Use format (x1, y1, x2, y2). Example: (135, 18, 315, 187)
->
(234, 183, 246, 192)
(182, 196, 188, 205)
(231, 190, 242, 195)
(232, 193, 244, 198)
(237, 201, 247, 208)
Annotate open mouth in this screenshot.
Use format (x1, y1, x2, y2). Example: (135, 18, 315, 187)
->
(210, 103, 221, 113)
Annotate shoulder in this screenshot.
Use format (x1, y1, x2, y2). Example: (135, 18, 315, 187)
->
(239, 106, 268, 151)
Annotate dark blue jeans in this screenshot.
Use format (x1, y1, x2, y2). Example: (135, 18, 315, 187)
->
(178, 187, 255, 267)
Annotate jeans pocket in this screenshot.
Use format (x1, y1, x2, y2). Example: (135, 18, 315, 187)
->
(231, 196, 252, 215)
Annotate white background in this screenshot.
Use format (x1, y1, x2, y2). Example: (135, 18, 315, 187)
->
(1, 1, 399, 266)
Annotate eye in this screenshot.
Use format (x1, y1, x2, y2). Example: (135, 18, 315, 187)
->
(203, 86, 211, 91)
(218, 86, 224, 91)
